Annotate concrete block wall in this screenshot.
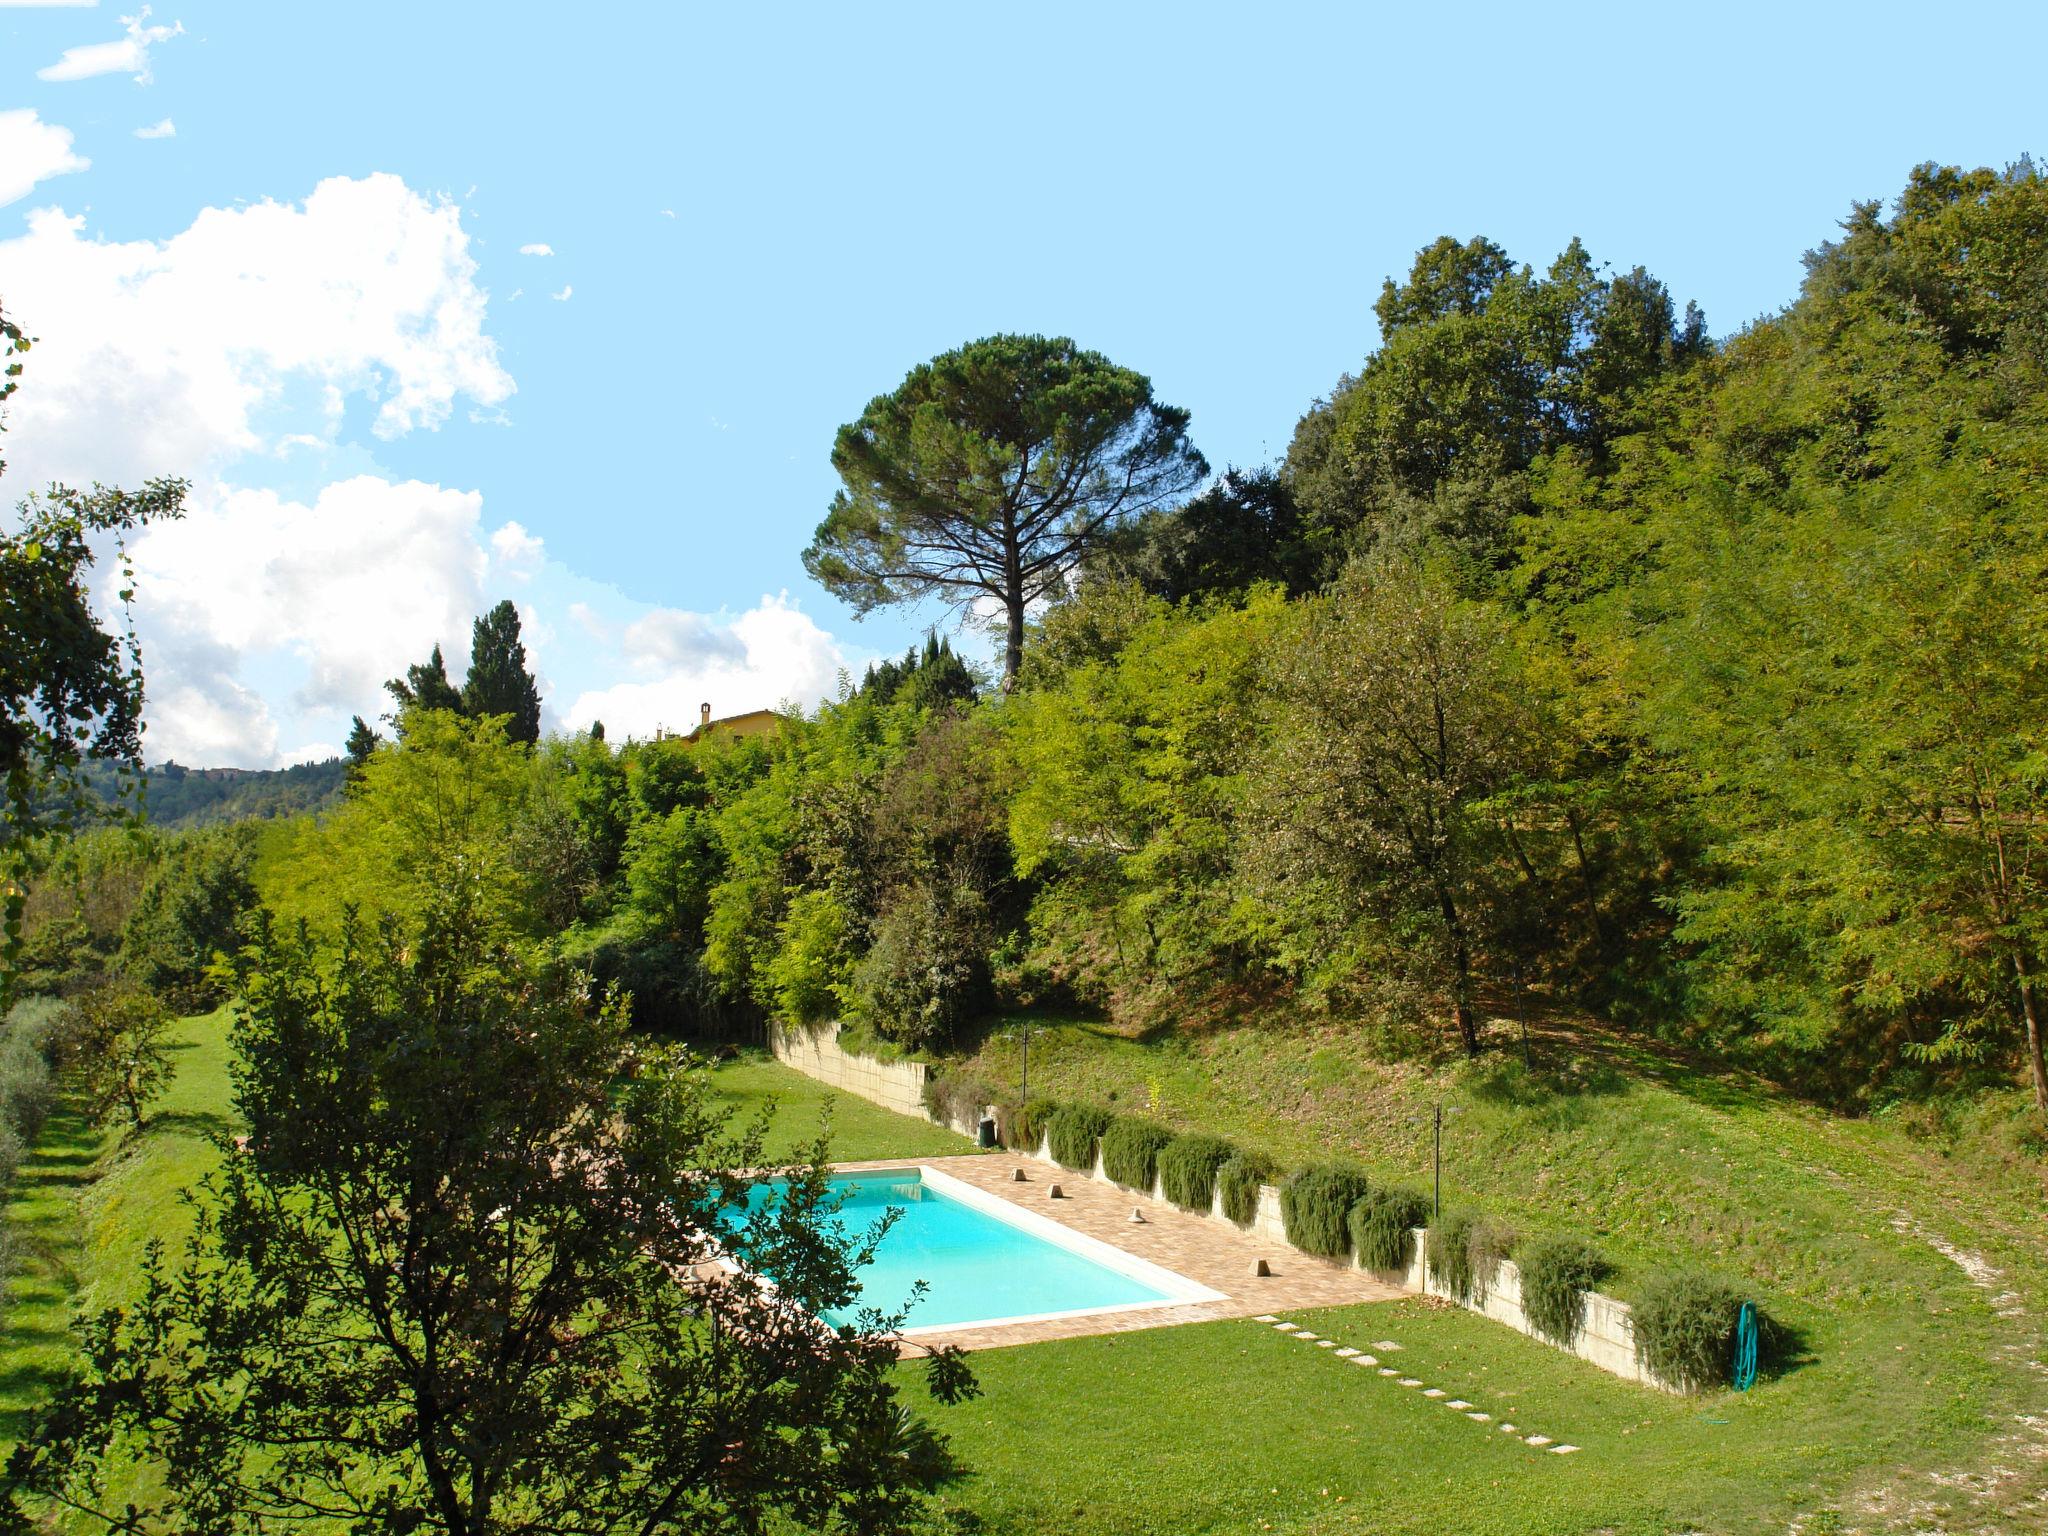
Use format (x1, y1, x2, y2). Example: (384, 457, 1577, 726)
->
(767, 1022, 931, 1121)
(1395, 1235, 1662, 1388)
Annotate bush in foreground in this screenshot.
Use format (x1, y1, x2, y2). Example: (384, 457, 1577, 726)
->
(1100, 1117, 1173, 1190)
(1045, 1103, 1113, 1170)
(1518, 1237, 1612, 1346)
(1349, 1185, 1430, 1273)
(1281, 1164, 1370, 1259)
(1218, 1150, 1274, 1227)
(1158, 1133, 1234, 1212)
(1632, 1269, 1741, 1391)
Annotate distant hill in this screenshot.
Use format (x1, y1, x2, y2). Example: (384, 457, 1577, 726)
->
(87, 758, 349, 829)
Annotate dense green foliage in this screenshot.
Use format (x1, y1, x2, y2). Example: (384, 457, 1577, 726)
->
(1517, 1237, 1612, 1346)
(1629, 1270, 1743, 1391)
(6, 891, 975, 1533)
(1156, 1132, 1233, 1211)
(1216, 1150, 1271, 1227)
(1045, 1102, 1112, 1171)
(1279, 1164, 1370, 1258)
(1348, 1185, 1430, 1273)
(1098, 1116, 1173, 1190)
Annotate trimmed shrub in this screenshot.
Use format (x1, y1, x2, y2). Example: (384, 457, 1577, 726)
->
(999, 1098, 1059, 1154)
(921, 1071, 994, 1132)
(1427, 1212, 1514, 1304)
(1100, 1117, 1174, 1190)
(1158, 1134, 1234, 1212)
(1045, 1103, 1113, 1171)
(1631, 1269, 1741, 1391)
(1281, 1164, 1371, 1259)
(1348, 1185, 1430, 1273)
(1518, 1237, 1612, 1346)
(1218, 1151, 1274, 1227)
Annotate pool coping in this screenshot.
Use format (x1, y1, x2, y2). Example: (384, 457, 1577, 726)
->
(832, 1152, 1405, 1350)
(886, 1163, 1228, 1336)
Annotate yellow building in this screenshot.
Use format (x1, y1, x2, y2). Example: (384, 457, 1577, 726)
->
(670, 702, 785, 745)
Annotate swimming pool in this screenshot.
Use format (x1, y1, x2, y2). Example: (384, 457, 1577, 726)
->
(747, 1166, 1225, 1334)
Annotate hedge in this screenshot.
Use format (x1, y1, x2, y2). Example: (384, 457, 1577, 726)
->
(1348, 1185, 1430, 1273)
(1518, 1237, 1612, 1346)
(1100, 1117, 1174, 1190)
(1045, 1103, 1114, 1171)
(921, 1071, 994, 1131)
(1158, 1133, 1235, 1212)
(1280, 1164, 1371, 1259)
(1631, 1269, 1741, 1391)
(1427, 1211, 1513, 1304)
(1217, 1150, 1274, 1227)
(999, 1097, 1059, 1154)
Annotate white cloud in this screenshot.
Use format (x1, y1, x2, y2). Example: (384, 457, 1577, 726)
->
(0, 109, 90, 206)
(127, 475, 494, 763)
(38, 6, 183, 83)
(0, 173, 514, 493)
(563, 595, 847, 739)
(488, 519, 544, 580)
(517, 242, 552, 256)
(550, 284, 572, 302)
(132, 116, 175, 139)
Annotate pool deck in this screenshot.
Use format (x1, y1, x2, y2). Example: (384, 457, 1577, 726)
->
(835, 1152, 1402, 1350)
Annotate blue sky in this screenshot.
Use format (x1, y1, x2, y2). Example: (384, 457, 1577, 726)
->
(1, 1, 2043, 766)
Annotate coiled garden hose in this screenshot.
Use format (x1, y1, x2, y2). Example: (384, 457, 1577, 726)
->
(1732, 1300, 1759, 1391)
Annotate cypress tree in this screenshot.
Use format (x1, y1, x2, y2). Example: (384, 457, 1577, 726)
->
(462, 600, 543, 744)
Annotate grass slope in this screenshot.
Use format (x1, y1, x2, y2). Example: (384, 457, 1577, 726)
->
(707, 1049, 974, 1163)
(0, 1008, 234, 1444)
(942, 1010, 2048, 1532)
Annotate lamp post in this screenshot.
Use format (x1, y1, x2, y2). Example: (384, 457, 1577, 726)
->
(1431, 1102, 1463, 1222)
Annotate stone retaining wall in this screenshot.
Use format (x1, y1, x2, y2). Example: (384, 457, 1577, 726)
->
(767, 1023, 932, 1120)
(1020, 1130, 1668, 1390)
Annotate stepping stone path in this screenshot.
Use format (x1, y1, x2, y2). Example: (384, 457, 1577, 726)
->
(1247, 1319, 1585, 1458)
(1254, 1315, 1279, 1323)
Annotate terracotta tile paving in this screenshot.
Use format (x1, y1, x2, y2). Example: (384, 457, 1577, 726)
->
(836, 1152, 1401, 1351)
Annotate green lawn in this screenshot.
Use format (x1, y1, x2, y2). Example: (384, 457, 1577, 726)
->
(919, 1298, 1883, 1536)
(939, 1011, 2048, 1531)
(0, 1007, 235, 1444)
(701, 1048, 976, 1163)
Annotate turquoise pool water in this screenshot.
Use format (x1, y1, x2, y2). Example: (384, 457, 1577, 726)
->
(748, 1168, 1175, 1330)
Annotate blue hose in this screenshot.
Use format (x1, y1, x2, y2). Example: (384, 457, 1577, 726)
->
(1733, 1300, 1758, 1391)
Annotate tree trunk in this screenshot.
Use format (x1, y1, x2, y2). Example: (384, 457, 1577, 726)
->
(2017, 951, 2047, 1115)
(1437, 886, 1480, 1057)
(1002, 589, 1025, 690)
